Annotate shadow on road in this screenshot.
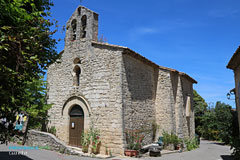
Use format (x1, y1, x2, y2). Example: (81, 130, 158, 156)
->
(209, 142, 225, 146)
(0, 151, 33, 160)
(221, 155, 233, 160)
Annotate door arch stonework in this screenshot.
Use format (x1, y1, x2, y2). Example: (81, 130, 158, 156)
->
(62, 97, 90, 144)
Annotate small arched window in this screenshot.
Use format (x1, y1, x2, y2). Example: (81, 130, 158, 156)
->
(73, 58, 81, 64)
(71, 19, 77, 40)
(73, 65, 81, 86)
(81, 15, 87, 38)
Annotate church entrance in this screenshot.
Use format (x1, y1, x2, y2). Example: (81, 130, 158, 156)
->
(69, 105, 84, 147)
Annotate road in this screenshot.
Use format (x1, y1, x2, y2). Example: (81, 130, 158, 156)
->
(142, 140, 233, 160)
(0, 140, 233, 160)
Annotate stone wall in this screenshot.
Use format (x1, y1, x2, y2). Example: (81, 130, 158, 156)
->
(180, 76, 195, 138)
(154, 69, 195, 139)
(122, 53, 158, 145)
(25, 130, 71, 154)
(174, 76, 195, 139)
(234, 65, 240, 133)
(47, 43, 125, 155)
(154, 69, 177, 138)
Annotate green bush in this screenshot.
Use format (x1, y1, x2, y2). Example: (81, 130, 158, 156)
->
(162, 131, 180, 147)
(48, 126, 56, 136)
(125, 129, 144, 150)
(81, 131, 91, 147)
(184, 137, 199, 151)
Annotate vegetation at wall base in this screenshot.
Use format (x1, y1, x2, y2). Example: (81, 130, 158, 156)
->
(125, 129, 144, 150)
(184, 137, 199, 151)
(162, 131, 180, 148)
(48, 126, 56, 136)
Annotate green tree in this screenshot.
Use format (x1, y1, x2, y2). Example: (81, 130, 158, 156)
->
(193, 90, 208, 136)
(199, 110, 218, 140)
(198, 101, 233, 144)
(20, 76, 51, 130)
(215, 101, 232, 144)
(0, 0, 59, 142)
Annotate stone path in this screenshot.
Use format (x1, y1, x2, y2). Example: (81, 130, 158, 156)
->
(0, 140, 233, 160)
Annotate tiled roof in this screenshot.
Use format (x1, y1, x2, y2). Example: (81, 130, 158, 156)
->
(227, 46, 240, 70)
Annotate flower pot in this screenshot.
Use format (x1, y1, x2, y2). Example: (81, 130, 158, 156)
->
(175, 145, 181, 150)
(124, 150, 139, 157)
(91, 143, 100, 154)
(165, 144, 175, 151)
(82, 145, 89, 153)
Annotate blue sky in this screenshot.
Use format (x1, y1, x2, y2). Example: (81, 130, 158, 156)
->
(49, 0, 240, 108)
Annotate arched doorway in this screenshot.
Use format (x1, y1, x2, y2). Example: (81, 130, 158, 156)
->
(69, 105, 84, 147)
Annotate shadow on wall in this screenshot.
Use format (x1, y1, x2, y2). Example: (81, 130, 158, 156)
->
(0, 152, 33, 160)
(170, 72, 178, 102)
(122, 54, 158, 101)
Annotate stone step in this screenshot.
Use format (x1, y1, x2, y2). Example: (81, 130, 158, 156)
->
(67, 146, 82, 152)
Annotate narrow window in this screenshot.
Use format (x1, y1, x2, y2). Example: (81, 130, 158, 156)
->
(73, 65, 81, 86)
(71, 19, 77, 40)
(81, 15, 87, 38)
(186, 96, 191, 117)
(78, 7, 81, 16)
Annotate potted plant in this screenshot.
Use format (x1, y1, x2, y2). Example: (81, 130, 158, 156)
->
(90, 127, 101, 154)
(124, 129, 144, 157)
(172, 133, 180, 150)
(81, 131, 90, 153)
(163, 131, 180, 151)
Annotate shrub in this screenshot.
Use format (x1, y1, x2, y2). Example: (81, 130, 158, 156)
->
(184, 137, 199, 151)
(125, 129, 144, 150)
(81, 131, 91, 148)
(89, 127, 101, 154)
(162, 131, 180, 147)
(48, 126, 56, 136)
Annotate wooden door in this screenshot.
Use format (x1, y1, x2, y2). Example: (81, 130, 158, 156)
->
(69, 105, 84, 147)
(69, 117, 84, 147)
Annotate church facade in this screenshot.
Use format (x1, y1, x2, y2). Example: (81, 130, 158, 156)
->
(47, 6, 197, 155)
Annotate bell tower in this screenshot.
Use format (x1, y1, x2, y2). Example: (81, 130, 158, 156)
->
(65, 6, 98, 45)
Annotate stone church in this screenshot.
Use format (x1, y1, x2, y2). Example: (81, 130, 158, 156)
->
(47, 6, 197, 155)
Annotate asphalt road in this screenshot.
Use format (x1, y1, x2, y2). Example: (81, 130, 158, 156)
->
(0, 140, 233, 160)
(142, 140, 233, 160)
(0, 143, 98, 160)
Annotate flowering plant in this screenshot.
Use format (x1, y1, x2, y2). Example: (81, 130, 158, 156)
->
(125, 129, 144, 150)
(81, 131, 91, 147)
(89, 127, 101, 153)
